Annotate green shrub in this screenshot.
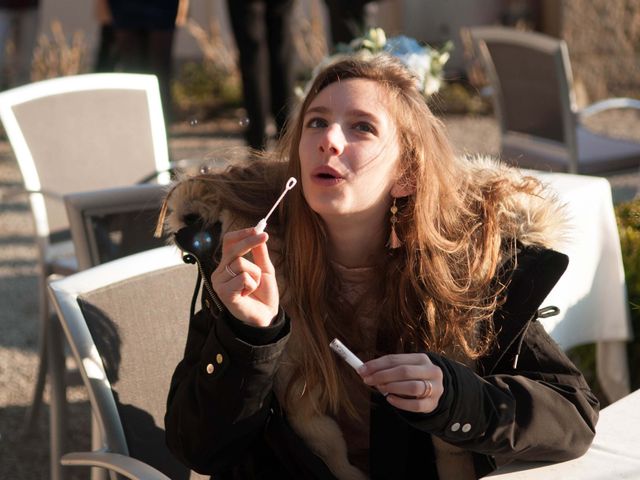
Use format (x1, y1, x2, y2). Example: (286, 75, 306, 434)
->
(427, 82, 492, 116)
(616, 197, 640, 390)
(566, 197, 639, 406)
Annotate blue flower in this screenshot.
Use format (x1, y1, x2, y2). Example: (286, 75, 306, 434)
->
(384, 35, 424, 57)
(299, 28, 451, 99)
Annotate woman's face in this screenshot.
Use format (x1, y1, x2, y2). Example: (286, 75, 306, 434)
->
(298, 78, 402, 226)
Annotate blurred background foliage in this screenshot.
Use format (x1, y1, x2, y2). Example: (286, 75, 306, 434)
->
(616, 198, 640, 392)
(567, 197, 640, 407)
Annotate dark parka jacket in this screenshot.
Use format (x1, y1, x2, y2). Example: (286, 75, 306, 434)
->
(163, 159, 599, 479)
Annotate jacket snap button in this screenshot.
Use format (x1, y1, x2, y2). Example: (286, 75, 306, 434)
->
(462, 423, 471, 433)
(450, 422, 461, 432)
(206, 363, 214, 374)
(216, 353, 223, 364)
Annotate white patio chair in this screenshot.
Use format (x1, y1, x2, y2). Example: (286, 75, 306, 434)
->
(64, 183, 167, 271)
(0, 73, 171, 479)
(468, 26, 640, 175)
(48, 246, 207, 480)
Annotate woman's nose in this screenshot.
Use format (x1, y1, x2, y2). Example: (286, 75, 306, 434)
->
(319, 124, 345, 156)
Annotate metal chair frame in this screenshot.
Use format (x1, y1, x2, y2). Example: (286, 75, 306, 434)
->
(469, 26, 640, 175)
(0, 73, 170, 480)
(48, 247, 189, 480)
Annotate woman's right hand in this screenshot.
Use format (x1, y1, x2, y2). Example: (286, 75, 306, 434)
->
(211, 227, 279, 327)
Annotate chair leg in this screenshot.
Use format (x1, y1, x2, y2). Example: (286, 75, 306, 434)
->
(49, 315, 67, 480)
(23, 274, 52, 434)
(23, 313, 49, 434)
(91, 413, 108, 480)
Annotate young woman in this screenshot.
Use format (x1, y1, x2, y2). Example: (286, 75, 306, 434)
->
(162, 54, 598, 479)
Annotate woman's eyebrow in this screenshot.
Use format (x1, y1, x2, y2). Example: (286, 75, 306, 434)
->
(305, 106, 380, 121)
(348, 109, 379, 121)
(305, 105, 330, 116)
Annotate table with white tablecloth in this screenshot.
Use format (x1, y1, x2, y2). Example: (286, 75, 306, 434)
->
(527, 171, 633, 402)
(486, 388, 640, 479)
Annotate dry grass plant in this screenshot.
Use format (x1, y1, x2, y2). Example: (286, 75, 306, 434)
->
(185, 16, 238, 78)
(31, 20, 87, 81)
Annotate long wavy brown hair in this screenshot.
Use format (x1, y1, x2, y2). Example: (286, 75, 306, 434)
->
(272, 54, 540, 417)
(170, 54, 542, 418)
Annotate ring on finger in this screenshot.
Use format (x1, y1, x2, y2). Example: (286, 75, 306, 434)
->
(418, 379, 432, 399)
(225, 264, 238, 278)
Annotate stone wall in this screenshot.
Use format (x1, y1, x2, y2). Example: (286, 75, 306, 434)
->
(560, 0, 640, 104)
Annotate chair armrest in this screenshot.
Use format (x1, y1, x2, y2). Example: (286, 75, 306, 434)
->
(61, 451, 171, 480)
(578, 97, 640, 120)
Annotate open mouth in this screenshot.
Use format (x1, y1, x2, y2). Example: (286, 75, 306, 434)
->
(317, 172, 339, 179)
(312, 166, 344, 182)
(312, 170, 344, 185)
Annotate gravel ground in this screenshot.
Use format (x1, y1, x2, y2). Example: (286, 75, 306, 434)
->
(0, 112, 637, 479)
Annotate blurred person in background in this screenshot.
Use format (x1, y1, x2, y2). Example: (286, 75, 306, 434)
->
(227, 0, 295, 151)
(94, 0, 117, 73)
(324, 0, 375, 47)
(107, 0, 189, 123)
(0, 0, 39, 88)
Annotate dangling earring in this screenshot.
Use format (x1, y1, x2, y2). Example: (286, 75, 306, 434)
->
(387, 198, 402, 249)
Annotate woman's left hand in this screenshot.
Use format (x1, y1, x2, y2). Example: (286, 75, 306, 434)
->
(359, 353, 443, 413)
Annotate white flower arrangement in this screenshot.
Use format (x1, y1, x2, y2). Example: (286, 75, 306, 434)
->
(298, 28, 452, 99)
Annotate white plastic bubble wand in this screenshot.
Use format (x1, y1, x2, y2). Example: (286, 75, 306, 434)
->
(255, 177, 297, 233)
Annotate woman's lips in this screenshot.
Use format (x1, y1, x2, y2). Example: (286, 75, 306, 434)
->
(311, 166, 344, 186)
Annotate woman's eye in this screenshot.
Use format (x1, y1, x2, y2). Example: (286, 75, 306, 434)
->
(354, 122, 375, 134)
(306, 117, 327, 128)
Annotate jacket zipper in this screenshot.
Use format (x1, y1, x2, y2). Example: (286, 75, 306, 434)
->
(195, 258, 224, 313)
(511, 306, 559, 368)
(488, 305, 560, 374)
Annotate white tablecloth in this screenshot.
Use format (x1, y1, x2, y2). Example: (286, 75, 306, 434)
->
(530, 171, 632, 401)
(486, 388, 640, 479)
